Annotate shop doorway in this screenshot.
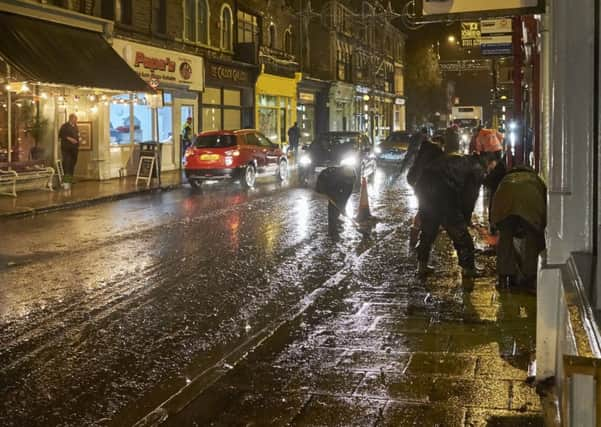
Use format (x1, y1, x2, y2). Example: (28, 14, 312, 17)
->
(175, 102, 196, 168)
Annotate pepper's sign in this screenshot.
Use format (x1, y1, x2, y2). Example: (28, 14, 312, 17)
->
(417, 0, 544, 21)
(112, 39, 204, 91)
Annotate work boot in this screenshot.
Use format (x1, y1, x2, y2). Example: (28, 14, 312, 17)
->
(417, 261, 435, 277)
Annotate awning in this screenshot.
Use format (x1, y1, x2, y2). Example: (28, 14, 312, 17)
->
(0, 12, 151, 92)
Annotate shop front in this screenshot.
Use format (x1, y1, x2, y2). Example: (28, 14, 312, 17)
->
(255, 69, 302, 145)
(297, 77, 329, 145)
(393, 97, 407, 132)
(353, 85, 395, 144)
(111, 39, 204, 174)
(0, 9, 150, 184)
(328, 82, 354, 132)
(202, 59, 256, 132)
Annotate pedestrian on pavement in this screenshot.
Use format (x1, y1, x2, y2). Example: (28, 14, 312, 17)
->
(287, 122, 300, 163)
(473, 127, 504, 155)
(406, 135, 444, 248)
(58, 113, 79, 190)
(414, 129, 482, 277)
(489, 165, 546, 292)
(181, 117, 193, 151)
(315, 166, 356, 234)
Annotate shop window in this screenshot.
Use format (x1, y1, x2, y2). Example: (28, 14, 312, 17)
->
(203, 87, 221, 105)
(237, 10, 258, 44)
(157, 106, 173, 143)
(158, 92, 173, 143)
(152, 0, 167, 34)
(258, 107, 278, 142)
(221, 4, 233, 51)
(133, 94, 153, 143)
(223, 109, 241, 130)
(109, 94, 132, 145)
(259, 95, 277, 107)
(203, 106, 221, 131)
(223, 89, 241, 106)
(0, 83, 51, 163)
(279, 108, 286, 144)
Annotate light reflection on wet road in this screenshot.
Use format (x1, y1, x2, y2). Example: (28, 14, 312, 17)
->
(0, 168, 413, 426)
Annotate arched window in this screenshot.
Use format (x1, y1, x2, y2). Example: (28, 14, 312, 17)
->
(268, 24, 276, 49)
(197, 0, 209, 44)
(220, 4, 233, 51)
(284, 29, 292, 54)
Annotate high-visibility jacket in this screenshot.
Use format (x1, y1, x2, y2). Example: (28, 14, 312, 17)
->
(475, 128, 504, 153)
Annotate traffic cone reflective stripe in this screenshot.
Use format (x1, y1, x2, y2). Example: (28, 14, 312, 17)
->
(356, 177, 371, 223)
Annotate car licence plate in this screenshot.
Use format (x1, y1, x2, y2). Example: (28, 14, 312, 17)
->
(200, 154, 219, 161)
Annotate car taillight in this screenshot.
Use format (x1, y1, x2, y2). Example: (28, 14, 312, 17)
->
(225, 149, 240, 157)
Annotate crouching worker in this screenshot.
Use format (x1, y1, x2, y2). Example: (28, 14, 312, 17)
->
(316, 167, 356, 234)
(490, 166, 546, 292)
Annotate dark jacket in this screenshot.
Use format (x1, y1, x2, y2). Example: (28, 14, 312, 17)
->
(417, 152, 484, 223)
(406, 140, 443, 188)
(491, 166, 547, 232)
(401, 132, 428, 173)
(315, 166, 356, 205)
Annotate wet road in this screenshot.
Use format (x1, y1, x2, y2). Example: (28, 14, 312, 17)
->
(0, 169, 415, 426)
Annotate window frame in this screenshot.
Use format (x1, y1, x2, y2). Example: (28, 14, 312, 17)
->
(268, 23, 277, 49)
(237, 9, 258, 45)
(183, 0, 210, 45)
(220, 3, 234, 51)
(284, 28, 292, 54)
(152, 0, 167, 35)
(196, 0, 209, 45)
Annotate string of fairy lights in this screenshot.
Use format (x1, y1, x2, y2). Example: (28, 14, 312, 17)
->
(2, 81, 156, 115)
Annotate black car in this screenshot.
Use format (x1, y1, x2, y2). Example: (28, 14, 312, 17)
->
(298, 132, 376, 184)
(375, 131, 412, 163)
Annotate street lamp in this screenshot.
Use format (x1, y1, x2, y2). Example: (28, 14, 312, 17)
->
(447, 35, 456, 43)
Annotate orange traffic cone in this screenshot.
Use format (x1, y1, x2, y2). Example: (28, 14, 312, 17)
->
(356, 177, 371, 223)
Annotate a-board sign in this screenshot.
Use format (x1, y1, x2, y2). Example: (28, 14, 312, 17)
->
(136, 156, 156, 188)
(417, 0, 544, 22)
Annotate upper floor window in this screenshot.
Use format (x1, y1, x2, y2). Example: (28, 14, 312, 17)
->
(237, 10, 258, 44)
(184, 0, 209, 44)
(100, 0, 131, 25)
(268, 24, 276, 49)
(220, 4, 233, 51)
(284, 29, 292, 54)
(152, 0, 166, 34)
(197, 0, 209, 44)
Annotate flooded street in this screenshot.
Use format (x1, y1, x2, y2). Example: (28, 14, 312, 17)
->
(0, 169, 541, 426)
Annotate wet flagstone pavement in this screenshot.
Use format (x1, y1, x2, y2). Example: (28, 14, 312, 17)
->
(166, 221, 542, 426)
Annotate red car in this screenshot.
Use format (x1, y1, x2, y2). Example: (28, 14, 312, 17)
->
(184, 129, 288, 189)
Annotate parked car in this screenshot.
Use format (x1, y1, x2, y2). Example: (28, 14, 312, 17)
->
(298, 132, 376, 185)
(184, 129, 288, 189)
(375, 131, 412, 163)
